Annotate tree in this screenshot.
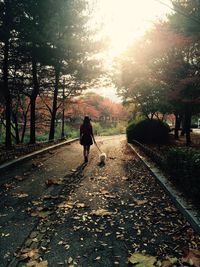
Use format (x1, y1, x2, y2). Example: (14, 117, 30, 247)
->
(0, 0, 18, 147)
(112, 20, 200, 145)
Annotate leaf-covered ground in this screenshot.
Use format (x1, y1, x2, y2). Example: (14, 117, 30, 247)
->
(1, 136, 200, 267)
(18, 139, 200, 266)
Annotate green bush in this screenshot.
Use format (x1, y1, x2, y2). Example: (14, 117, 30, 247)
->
(92, 122, 103, 135)
(166, 148, 200, 202)
(126, 119, 170, 144)
(102, 127, 119, 136)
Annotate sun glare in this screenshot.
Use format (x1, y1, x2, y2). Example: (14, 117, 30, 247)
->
(88, 0, 172, 102)
(91, 0, 172, 56)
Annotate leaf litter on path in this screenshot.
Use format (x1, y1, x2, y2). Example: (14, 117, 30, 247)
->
(129, 252, 156, 267)
(17, 141, 200, 267)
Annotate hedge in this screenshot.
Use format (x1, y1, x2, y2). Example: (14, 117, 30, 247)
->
(126, 119, 170, 145)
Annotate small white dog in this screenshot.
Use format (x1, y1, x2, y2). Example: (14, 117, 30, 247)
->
(99, 152, 107, 164)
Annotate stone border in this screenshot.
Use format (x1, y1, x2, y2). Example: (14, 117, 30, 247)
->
(128, 143, 200, 236)
(0, 138, 79, 172)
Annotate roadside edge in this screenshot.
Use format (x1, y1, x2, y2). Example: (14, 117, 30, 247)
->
(0, 138, 79, 172)
(128, 142, 200, 236)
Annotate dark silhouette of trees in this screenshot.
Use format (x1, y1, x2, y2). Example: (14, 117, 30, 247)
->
(0, 0, 104, 147)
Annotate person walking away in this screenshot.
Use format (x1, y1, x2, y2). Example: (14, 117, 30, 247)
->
(80, 116, 95, 163)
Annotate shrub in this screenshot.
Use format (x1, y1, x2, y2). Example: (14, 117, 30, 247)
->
(126, 119, 170, 144)
(92, 122, 103, 135)
(166, 147, 200, 203)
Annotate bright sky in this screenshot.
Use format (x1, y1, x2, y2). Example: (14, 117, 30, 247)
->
(89, 0, 173, 101)
(91, 0, 172, 56)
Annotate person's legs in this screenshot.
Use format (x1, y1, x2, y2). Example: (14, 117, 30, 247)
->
(83, 146, 87, 161)
(83, 145, 90, 162)
(86, 145, 90, 157)
(83, 146, 88, 162)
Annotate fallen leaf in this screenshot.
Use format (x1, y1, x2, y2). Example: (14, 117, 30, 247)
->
(45, 179, 55, 186)
(2, 183, 15, 190)
(14, 175, 25, 181)
(13, 191, 29, 198)
(128, 252, 156, 267)
(57, 201, 74, 209)
(68, 257, 73, 264)
(31, 210, 52, 218)
(76, 203, 86, 208)
(182, 248, 200, 267)
(2, 233, 10, 237)
(134, 199, 148, 205)
(97, 176, 107, 180)
(121, 176, 129, 181)
(91, 209, 112, 216)
(26, 260, 48, 267)
(45, 178, 63, 186)
(32, 162, 43, 168)
(20, 248, 39, 260)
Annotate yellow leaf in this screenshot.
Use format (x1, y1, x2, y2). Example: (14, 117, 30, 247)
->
(57, 201, 74, 209)
(128, 252, 156, 267)
(68, 257, 73, 264)
(31, 210, 52, 219)
(134, 199, 148, 205)
(26, 260, 48, 267)
(91, 209, 112, 216)
(122, 176, 129, 181)
(76, 203, 86, 208)
(162, 257, 178, 267)
(20, 249, 39, 260)
(14, 191, 29, 198)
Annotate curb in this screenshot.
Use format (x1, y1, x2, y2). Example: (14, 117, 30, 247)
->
(0, 138, 79, 172)
(128, 143, 200, 236)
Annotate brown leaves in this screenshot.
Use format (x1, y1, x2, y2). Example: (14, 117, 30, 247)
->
(20, 248, 39, 260)
(13, 191, 29, 198)
(91, 209, 112, 216)
(45, 178, 63, 186)
(99, 189, 116, 199)
(128, 250, 200, 267)
(30, 208, 52, 219)
(129, 253, 180, 267)
(128, 252, 156, 267)
(57, 201, 86, 209)
(182, 248, 200, 267)
(19, 246, 48, 266)
(1, 182, 15, 190)
(57, 201, 74, 209)
(25, 261, 48, 267)
(14, 175, 26, 181)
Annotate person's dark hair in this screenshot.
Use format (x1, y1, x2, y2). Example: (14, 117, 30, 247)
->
(83, 116, 91, 125)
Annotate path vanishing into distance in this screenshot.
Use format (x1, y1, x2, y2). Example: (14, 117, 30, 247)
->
(0, 135, 200, 267)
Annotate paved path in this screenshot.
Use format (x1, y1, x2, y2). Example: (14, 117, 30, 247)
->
(0, 135, 200, 267)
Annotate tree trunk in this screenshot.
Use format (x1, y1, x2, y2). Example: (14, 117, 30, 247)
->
(174, 113, 182, 139)
(30, 95, 37, 144)
(30, 54, 39, 144)
(61, 82, 65, 138)
(180, 116, 185, 136)
(184, 109, 192, 146)
(12, 112, 20, 144)
(49, 66, 60, 141)
(21, 105, 30, 143)
(3, 23, 12, 148)
(2, 0, 12, 148)
(21, 116, 27, 143)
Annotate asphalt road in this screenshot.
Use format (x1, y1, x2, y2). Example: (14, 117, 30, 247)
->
(0, 135, 200, 267)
